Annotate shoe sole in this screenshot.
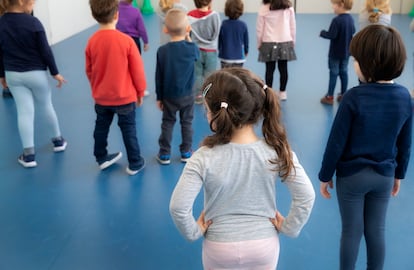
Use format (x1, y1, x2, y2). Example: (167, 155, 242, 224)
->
(18, 159, 37, 168)
(99, 152, 123, 170)
(53, 141, 67, 152)
(181, 156, 191, 163)
(126, 160, 146, 176)
(156, 156, 171, 165)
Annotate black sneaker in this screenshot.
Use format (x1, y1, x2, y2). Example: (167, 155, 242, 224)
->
(18, 154, 37, 168)
(98, 152, 122, 170)
(52, 137, 67, 152)
(126, 159, 146, 176)
(2, 88, 12, 98)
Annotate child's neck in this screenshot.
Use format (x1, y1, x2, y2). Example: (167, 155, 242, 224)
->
(99, 21, 117, 30)
(170, 36, 185, 42)
(377, 80, 394, 84)
(198, 6, 210, 12)
(230, 125, 259, 144)
(336, 9, 349, 15)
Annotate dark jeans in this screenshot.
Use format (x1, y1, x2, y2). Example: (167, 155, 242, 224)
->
(131, 36, 142, 54)
(93, 102, 144, 170)
(158, 96, 194, 155)
(336, 167, 393, 270)
(220, 62, 243, 69)
(327, 57, 349, 96)
(265, 60, 288, 91)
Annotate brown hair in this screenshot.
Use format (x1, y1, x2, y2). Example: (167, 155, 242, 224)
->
(0, 0, 26, 13)
(331, 0, 353, 10)
(262, 0, 292, 10)
(350, 24, 406, 82)
(201, 68, 294, 179)
(193, 0, 211, 9)
(225, 0, 243, 19)
(89, 0, 119, 24)
(164, 8, 188, 37)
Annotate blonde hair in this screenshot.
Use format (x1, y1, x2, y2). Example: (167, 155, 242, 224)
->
(365, 0, 391, 23)
(159, 0, 174, 13)
(164, 8, 188, 37)
(331, 0, 353, 11)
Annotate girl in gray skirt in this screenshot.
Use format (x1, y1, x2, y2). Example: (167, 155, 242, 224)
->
(256, 0, 296, 100)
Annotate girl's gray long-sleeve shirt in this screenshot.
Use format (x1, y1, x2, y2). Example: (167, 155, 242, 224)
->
(170, 140, 315, 242)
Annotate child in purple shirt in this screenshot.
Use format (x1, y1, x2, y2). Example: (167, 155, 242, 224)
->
(116, 0, 149, 53)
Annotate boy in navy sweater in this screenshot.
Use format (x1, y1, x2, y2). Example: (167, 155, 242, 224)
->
(320, 0, 355, 105)
(155, 8, 199, 165)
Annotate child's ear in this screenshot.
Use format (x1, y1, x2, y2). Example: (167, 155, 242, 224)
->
(163, 25, 169, 34)
(114, 11, 119, 21)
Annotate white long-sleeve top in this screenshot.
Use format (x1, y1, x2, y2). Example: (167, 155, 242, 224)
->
(256, 5, 296, 48)
(169, 140, 315, 242)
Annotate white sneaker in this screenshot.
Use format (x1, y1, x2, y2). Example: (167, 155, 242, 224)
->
(144, 90, 150, 97)
(279, 91, 287, 101)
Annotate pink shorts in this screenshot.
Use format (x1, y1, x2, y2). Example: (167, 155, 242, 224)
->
(202, 236, 280, 270)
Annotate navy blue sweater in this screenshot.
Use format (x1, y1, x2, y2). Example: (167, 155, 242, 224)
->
(218, 19, 249, 61)
(156, 40, 199, 100)
(320, 13, 355, 59)
(0, 13, 59, 76)
(319, 83, 412, 182)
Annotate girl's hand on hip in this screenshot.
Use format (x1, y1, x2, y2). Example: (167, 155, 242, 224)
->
(270, 211, 284, 231)
(197, 211, 212, 235)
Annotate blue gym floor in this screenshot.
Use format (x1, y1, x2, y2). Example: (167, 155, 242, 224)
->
(0, 13, 413, 270)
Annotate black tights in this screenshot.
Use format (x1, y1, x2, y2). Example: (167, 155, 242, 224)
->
(265, 60, 288, 91)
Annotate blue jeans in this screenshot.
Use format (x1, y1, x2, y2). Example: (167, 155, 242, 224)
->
(93, 102, 144, 170)
(327, 57, 349, 96)
(336, 167, 393, 270)
(194, 50, 218, 95)
(158, 96, 194, 155)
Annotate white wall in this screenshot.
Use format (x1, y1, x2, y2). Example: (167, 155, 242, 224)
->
(161, 0, 413, 13)
(34, 0, 95, 45)
(35, 0, 414, 45)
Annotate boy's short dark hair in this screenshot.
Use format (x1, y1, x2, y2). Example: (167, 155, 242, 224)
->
(89, 0, 118, 24)
(194, 0, 212, 9)
(225, 0, 243, 19)
(350, 24, 406, 82)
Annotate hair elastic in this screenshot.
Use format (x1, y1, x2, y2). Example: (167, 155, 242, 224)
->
(220, 102, 228, 109)
(373, 7, 379, 13)
(263, 85, 268, 91)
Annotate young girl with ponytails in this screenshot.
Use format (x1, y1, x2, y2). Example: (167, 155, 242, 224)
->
(170, 67, 315, 269)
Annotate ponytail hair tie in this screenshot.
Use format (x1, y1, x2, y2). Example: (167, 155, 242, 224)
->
(263, 85, 268, 91)
(373, 7, 379, 13)
(220, 102, 228, 109)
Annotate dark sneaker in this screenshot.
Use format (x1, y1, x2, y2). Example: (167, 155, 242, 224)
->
(156, 154, 171, 165)
(126, 159, 146, 176)
(320, 95, 334, 105)
(98, 152, 122, 170)
(2, 88, 12, 98)
(18, 154, 37, 168)
(52, 137, 67, 152)
(181, 151, 192, 163)
(337, 94, 343, 102)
